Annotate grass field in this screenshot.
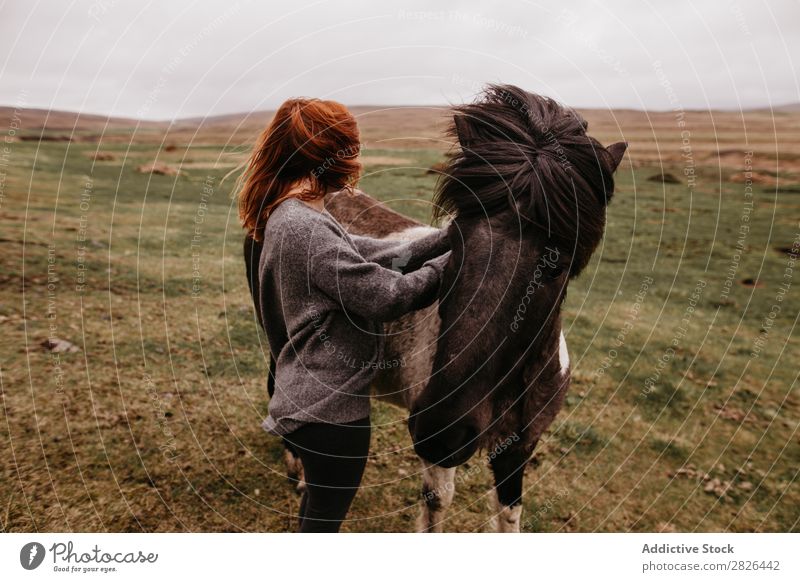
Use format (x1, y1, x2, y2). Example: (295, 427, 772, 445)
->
(1, 108, 799, 532)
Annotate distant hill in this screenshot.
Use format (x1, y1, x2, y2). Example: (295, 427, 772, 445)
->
(3, 104, 798, 170)
(5, 101, 799, 135)
(770, 102, 800, 113)
(0, 105, 454, 148)
(0, 106, 164, 132)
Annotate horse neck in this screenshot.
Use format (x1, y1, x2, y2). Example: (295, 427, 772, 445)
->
(324, 190, 420, 237)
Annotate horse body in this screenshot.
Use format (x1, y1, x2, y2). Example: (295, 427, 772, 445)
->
(324, 189, 571, 532)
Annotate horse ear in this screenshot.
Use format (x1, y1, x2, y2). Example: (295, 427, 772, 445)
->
(606, 141, 628, 172)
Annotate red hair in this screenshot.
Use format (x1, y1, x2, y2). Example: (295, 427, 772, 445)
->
(237, 98, 361, 241)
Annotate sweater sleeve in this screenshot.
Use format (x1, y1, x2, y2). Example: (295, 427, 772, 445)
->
(310, 225, 449, 322)
(348, 228, 450, 272)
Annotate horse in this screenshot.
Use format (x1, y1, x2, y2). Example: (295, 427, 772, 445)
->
(245, 84, 627, 532)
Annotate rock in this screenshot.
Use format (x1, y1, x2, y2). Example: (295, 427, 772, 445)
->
(738, 481, 753, 491)
(41, 338, 80, 353)
(703, 477, 731, 497)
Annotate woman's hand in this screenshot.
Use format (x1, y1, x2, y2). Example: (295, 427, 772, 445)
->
(423, 251, 452, 275)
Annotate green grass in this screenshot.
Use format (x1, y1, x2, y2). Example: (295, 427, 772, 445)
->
(1, 139, 798, 532)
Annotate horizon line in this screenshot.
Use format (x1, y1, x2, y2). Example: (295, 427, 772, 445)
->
(1, 101, 797, 124)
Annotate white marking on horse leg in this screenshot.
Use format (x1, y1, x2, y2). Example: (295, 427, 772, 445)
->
(559, 330, 569, 373)
(488, 489, 522, 533)
(284, 448, 306, 494)
(417, 460, 456, 533)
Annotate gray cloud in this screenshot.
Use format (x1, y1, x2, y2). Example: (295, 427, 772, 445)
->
(1, 0, 798, 119)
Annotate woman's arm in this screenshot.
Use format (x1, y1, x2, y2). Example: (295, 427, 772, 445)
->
(311, 229, 450, 322)
(349, 228, 450, 273)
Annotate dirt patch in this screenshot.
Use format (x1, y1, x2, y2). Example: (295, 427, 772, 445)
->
(713, 402, 759, 424)
(87, 152, 115, 161)
(19, 134, 72, 142)
(360, 155, 413, 166)
(137, 162, 181, 176)
(729, 171, 779, 186)
(179, 161, 237, 169)
(710, 297, 737, 309)
(668, 464, 754, 500)
(714, 149, 748, 165)
(647, 172, 680, 184)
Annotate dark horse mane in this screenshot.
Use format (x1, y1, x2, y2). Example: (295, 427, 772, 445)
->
(433, 84, 619, 276)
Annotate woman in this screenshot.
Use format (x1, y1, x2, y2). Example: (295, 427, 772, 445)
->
(237, 97, 450, 532)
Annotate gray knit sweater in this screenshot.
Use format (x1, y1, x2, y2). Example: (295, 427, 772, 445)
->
(258, 197, 450, 436)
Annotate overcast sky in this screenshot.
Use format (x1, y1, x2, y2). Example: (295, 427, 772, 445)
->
(1, 0, 798, 119)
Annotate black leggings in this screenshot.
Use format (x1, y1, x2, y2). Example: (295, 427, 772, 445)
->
(284, 417, 371, 533)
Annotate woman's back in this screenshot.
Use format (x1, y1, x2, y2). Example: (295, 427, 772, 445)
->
(257, 198, 384, 436)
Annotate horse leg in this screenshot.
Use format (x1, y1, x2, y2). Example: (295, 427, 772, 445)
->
(488, 445, 531, 533)
(417, 459, 456, 532)
(283, 439, 306, 494)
